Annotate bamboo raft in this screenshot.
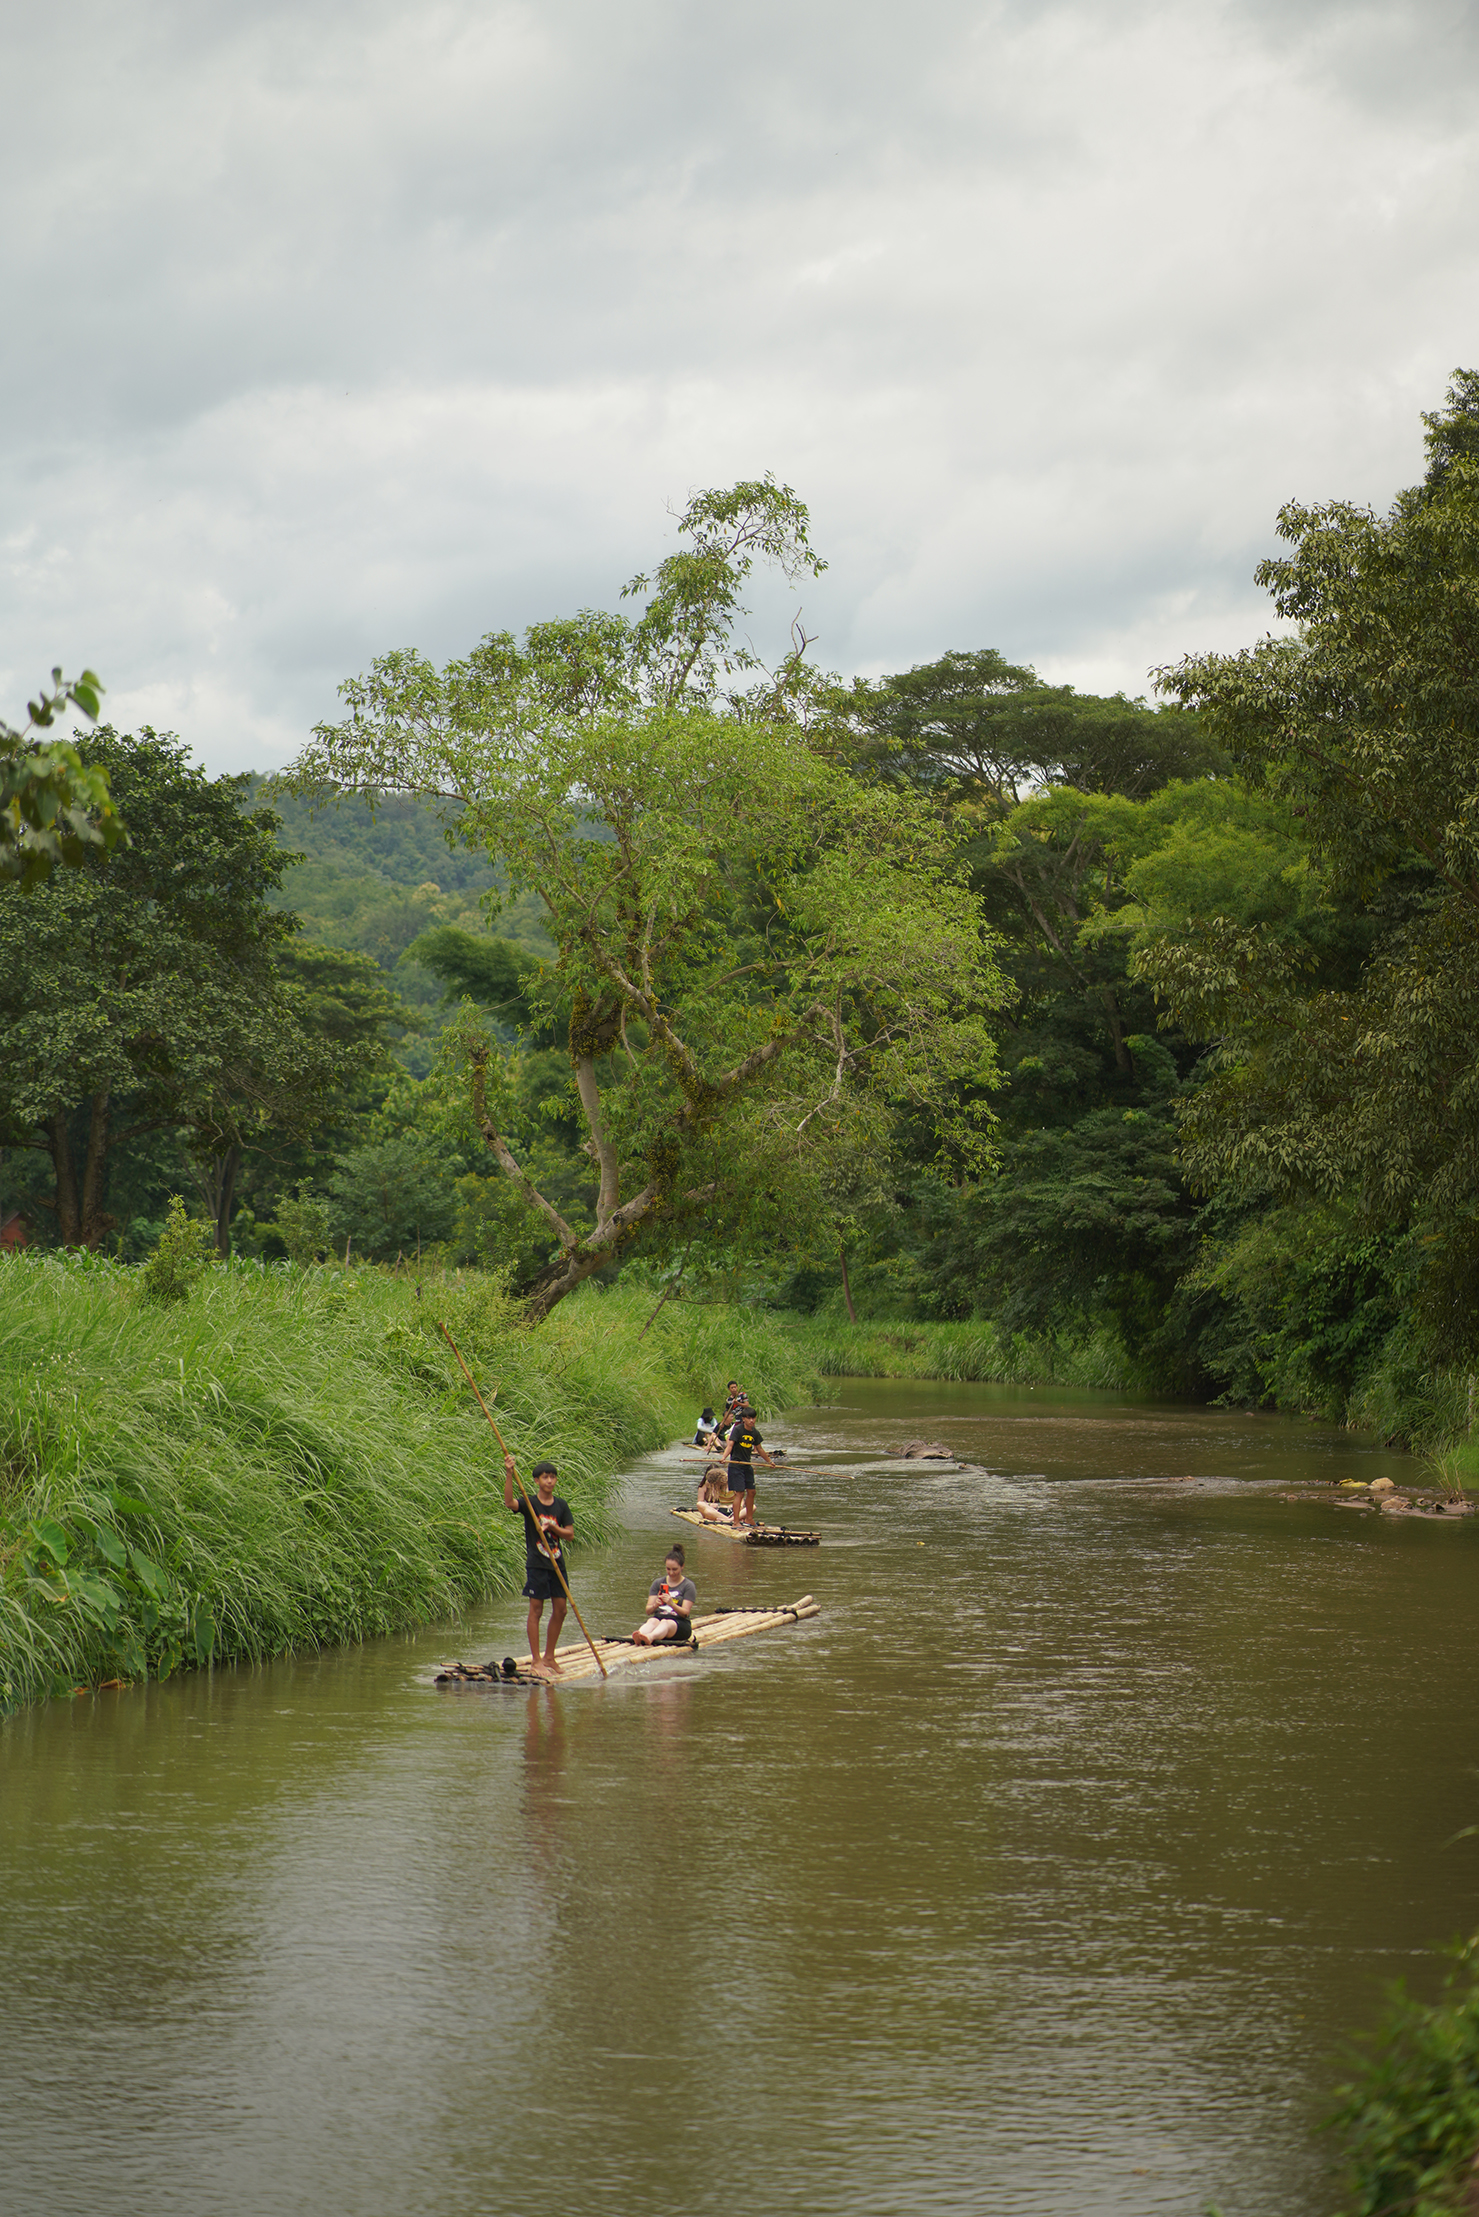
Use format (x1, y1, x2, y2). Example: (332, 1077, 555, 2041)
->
(435, 1597, 819, 1687)
(670, 1507, 820, 1547)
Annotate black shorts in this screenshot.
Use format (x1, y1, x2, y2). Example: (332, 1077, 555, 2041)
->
(523, 1559, 567, 1603)
(727, 1468, 754, 1494)
(655, 1613, 692, 1643)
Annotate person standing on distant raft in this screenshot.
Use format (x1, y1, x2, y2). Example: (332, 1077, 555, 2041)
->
(719, 1402, 775, 1531)
(503, 1455, 574, 1677)
(722, 1380, 745, 1423)
(631, 1545, 698, 1644)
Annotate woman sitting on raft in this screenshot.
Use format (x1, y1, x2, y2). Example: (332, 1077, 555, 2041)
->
(631, 1546, 698, 1644)
(693, 1407, 723, 1451)
(693, 1470, 733, 1523)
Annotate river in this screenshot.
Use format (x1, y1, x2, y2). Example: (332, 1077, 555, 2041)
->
(4, 1379, 1477, 2217)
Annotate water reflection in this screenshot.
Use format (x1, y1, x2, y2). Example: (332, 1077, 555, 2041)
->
(2, 1380, 1475, 2217)
(521, 1682, 567, 1855)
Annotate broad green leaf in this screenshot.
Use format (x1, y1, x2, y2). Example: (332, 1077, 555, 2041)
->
(72, 1574, 122, 1625)
(107, 1488, 153, 1519)
(128, 1548, 169, 1600)
(192, 1601, 216, 1665)
(31, 1518, 70, 1567)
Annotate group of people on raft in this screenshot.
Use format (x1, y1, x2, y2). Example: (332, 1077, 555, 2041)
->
(690, 1378, 779, 1531)
(500, 1379, 777, 1677)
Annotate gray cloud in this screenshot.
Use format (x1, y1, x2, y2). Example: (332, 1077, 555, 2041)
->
(3, 0, 1477, 768)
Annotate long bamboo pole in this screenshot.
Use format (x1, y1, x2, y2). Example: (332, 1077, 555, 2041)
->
(438, 1321, 608, 1681)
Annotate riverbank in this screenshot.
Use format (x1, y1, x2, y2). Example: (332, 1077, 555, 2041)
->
(0, 1259, 812, 1711)
(775, 1313, 1132, 1389)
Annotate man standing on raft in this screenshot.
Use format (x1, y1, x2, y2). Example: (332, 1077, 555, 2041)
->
(504, 1454, 574, 1677)
(719, 1402, 775, 1531)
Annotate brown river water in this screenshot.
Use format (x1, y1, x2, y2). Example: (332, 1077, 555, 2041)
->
(4, 1379, 1478, 2217)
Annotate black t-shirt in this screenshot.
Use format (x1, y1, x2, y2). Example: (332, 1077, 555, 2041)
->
(514, 1493, 571, 1573)
(726, 1419, 763, 1467)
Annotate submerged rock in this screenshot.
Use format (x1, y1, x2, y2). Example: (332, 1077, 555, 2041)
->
(886, 1439, 952, 1459)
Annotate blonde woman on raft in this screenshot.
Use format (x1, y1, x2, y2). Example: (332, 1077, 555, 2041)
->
(694, 1468, 733, 1524)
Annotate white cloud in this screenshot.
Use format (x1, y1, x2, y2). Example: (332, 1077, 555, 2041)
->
(3, 0, 1477, 769)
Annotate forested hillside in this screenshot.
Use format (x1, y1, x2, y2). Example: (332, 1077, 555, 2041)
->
(4, 387, 1478, 1458)
(260, 785, 552, 1036)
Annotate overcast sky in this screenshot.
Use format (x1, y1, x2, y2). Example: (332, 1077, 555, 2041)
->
(4, 0, 1478, 773)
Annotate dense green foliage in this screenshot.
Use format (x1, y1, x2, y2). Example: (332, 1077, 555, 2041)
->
(5, 388, 1478, 1457)
(260, 784, 551, 1037)
(0, 773, 422, 1264)
(289, 481, 1006, 1317)
(1145, 374, 1479, 1366)
(775, 1313, 1131, 1387)
(1329, 1938, 1479, 2217)
(0, 667, 118, 889)
(0, 1256, 812, 1711)
(762, 377, 1479, 1454)
(0, 730, 365, 1253)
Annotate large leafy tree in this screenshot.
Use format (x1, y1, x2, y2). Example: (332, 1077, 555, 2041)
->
(0, 731, 352, 1249)
(287, 483, 1007, 1317)
(1147, 370, 1479, 1356)
(830, 648, 1222, 809)
(819, 656, 1222, 1359)
(194, 938, 413, 1253)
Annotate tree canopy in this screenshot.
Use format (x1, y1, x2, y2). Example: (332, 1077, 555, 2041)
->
(286, 483, 1007, 1316)
(1146, 368, 1479, 1357)
(830, 647, 1223, 809)
(0, 731, 364, 1250)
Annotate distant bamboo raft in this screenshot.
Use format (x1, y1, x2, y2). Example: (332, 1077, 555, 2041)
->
(670, 1507, 820, 1547)
(436, 1598, 819, 1687)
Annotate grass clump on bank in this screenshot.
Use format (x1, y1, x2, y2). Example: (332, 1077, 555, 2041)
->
(1329, 1936, 1479, 2217)
(774, 1313, 1133, 1390)
(0, 1258, 812, 1712)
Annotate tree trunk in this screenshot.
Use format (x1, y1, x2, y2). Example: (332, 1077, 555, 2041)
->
(49, 1110, 81, 1245)
(189, 1144, 245, 1257)
(838, 1239, 858, 1325)
(78, 1087, 114, 1248)
(519, 1227, 640, 1322)
(1101, 987, 1133, 1075)
(214, 1144, 243, 1258)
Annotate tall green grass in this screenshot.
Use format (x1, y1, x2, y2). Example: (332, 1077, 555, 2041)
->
(0, 1260, 812, 1711)
(773, 1313, 1134, 1389)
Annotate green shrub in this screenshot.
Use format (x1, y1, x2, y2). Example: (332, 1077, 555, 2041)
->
(265, 1181, 332, 1266)
(138, 1195, 216, 1302)
(1330, 1938, 1479, 2216)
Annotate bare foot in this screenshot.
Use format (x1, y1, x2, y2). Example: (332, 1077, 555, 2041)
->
(543, 1655, 564, 1675)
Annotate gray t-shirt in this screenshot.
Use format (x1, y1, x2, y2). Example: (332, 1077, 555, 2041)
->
(650, 1574, 697, 1620)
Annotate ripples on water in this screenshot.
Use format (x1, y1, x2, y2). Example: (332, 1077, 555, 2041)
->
(3, 1379, 1476, 2216)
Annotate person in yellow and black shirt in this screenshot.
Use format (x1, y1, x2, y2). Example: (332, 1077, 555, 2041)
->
(719, 1403, 775, 1531)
